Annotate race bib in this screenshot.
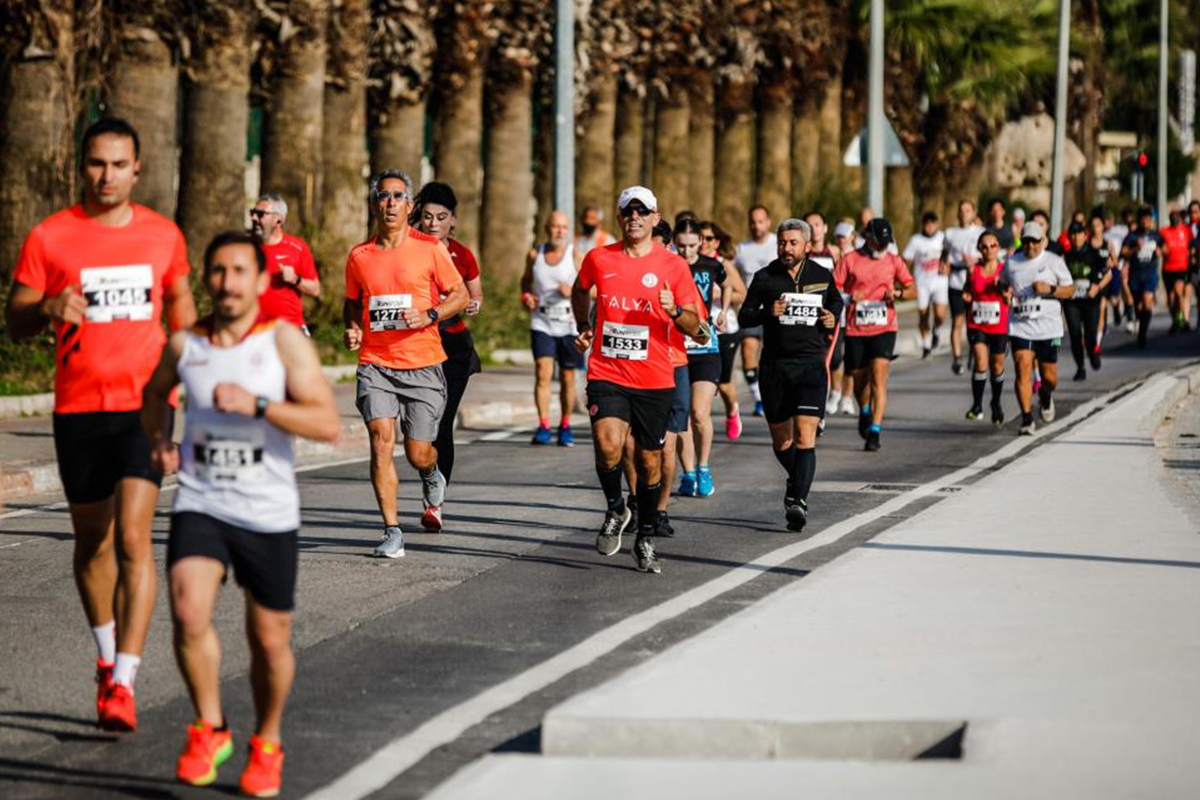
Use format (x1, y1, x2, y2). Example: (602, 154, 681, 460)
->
(1073, 279, 1092, 299)
(80, 265, 153, 323)
(684, 321, 718, 353)
(920, 258, 940, 273)
(1012, 298, 1044, 320)
(540, 301, 574, 323)
(780, 293, 822, 327)
(854, 300, 889, 327)
(972, 301, 1002, 326)
(193, 427, 264, 484)
(368, 294, 412, 332)
(600, 321, 649, 360)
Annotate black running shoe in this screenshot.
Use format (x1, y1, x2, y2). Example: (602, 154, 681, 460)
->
(1089, 353, 1101, 371)
(785, 499, 808, 532)
(654, 511, 675, 538)
(1073, 367, 1086, 381)
(965, 406, 984, 421)
(596, 507, 631, 556)
(784, 479, 797, 509)
(864, 430, 881, 452)
(952, 358, 964, 376)
(857, 411, 871, 440)
(991, 404, 1005, 427)
(632, 536, 662, 574)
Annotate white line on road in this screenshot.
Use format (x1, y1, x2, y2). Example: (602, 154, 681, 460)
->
(301, 378, 1144, 800)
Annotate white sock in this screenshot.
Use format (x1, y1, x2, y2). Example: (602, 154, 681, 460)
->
(923, 334, 933, 348)
(113, 653, 141, 689)
(92, 621, 116, 664)
(750, 382, 762, 403)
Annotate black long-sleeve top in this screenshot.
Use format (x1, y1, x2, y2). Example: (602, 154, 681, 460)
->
(738, 257, 844, 362)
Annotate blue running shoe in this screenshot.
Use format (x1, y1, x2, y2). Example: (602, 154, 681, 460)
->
(557, 425, 575, 447)
(753, 401, 765, 417)
(677, 471, 697, 497)
(696, 466, 715, 497)
(531, 425, 552, 445)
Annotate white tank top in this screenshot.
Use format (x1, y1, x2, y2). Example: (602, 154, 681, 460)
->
(174, 322, 299, 533)
(530, 244, 578, 337)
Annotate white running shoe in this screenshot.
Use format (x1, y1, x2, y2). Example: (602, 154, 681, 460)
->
(839, 396, 858, 415)
(826, 391, 841, 415)
(1040, 397, 1056, 423)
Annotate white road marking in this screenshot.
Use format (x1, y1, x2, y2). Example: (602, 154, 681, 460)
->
(477, 425, 529, 442)
(301, 380, 1139, 800)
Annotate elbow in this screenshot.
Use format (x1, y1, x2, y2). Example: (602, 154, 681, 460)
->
(319, 414, 342, 443)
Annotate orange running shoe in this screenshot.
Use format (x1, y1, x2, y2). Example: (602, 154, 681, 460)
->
(177, 721, 233, 786)
(420, 504, 443, 532)
(95, 660, 114, 722)
(239, 735, 284, 798)
(99, 684, 137, 732)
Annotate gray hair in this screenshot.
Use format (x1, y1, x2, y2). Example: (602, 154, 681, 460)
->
(258, 192, 288, 219)
(777, 218, 812, 240)
(370, 168, 413, 198)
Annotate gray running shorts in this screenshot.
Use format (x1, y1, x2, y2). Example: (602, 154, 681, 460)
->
(355, 363, 447, 442)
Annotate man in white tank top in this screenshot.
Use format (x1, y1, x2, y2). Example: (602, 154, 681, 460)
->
(141, 231, 339, 797)
(521, 210, 584, 446)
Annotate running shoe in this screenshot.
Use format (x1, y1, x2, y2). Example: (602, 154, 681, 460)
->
(696, 466, 715, 497)
(825, 392, 841, 415)
(965, 406, 984, 421)
(420, 505, 443, 533)
(100, 684, 136, 732)
(1032, 377, 1042, 396)
(952, 358, 964, 376)
(857, 410, 871, 440)
(753, 401, 765, 417)
(531, 426, 552, 445)
(1073, 367, 1086, 381)
(596, 507, 631, 556)
(991, 405, 1005, 427)
(785, 499, 808, 532)
(677, 471, 697, 497)
(1019, 415, 1036, 436)
(632, 536, 662, 574)
(1040, 397, 1056, 423)
(177, 720, 233, 787)
(784, 479, 797, 508)
(421, 466, 446, 509)
(239, 735, 283, 798)
(1124, 319, 1136, 334)
(726, 411, 743, 440)
(96, 659, 114, 720)
(864, 431, 881, 452)
(1089, 352, 1102, 371)
(373, 526, 405, 559)
(817, 418, 826, 437)
(654, 511, 675, 538)
(556, 425, 575, 447)
(839, 396, 857, 415)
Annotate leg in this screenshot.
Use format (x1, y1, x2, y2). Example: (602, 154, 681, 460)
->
(245, 598, 294, 742)
(112, 478, 160, 658)
(741, 335, 762, 407)
(1013, 349, 1034, 414)
(869, 359, 889, 426)
(633, 440, 664, 536)
(592, 416, 631, 513)
(950, 307, 965, 361)
(691, 381, 717, 467)
(534, 357, 554, 425)
(678, 417, 697, 474)
(170, 558, 226, 726)
(1084, 301, 1101, 366)
(366, 418, 400, 527)
(658, 433, 677, 513)
(1064, 302, 1085, 369)
(970, 340, 989, 411)
(793, 415, 820, 501)
(403, 438, 438, 474)
(622, 433, 637, 495)
(852, 367, 871, 409)
(559, 368, 576, 426)
(435, 365, 470, 483)
(933, 302, 948, 332)
(69, 499, 119, 630)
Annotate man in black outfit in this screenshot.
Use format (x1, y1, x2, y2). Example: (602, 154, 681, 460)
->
(1062, 220, 1111, 381)
(739, 218, 843, 532)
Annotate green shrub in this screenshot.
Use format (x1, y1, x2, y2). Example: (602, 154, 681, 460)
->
(0, 287, 57, 395)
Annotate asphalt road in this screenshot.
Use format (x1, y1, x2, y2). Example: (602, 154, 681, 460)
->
(1, 319, 1196, 800)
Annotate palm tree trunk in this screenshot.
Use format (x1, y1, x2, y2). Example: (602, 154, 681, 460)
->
(481, 71, 533, 278)
(576, 70, 617, 217)
(433, 62, 484, 252)
(371, 98, 426, 178)
(641, 98, 657, 191)
(322, 0, 369, 246)
(715, 77, 754, 238)
(533, 91, 555, 239)
(791, 91, 820, 208)
(261, 0, 328, 232)
(178, 3, 253, 269)
(0, 1, 74, 283)
(653, 87, 690, 221)
(106, 23, 178, 217)
(756, 82, 792, 219)
(688, 73, 715, 220)
(885, 166, 914, 239)
(612, 86, 644, 211)
(816, 75, 842, 183)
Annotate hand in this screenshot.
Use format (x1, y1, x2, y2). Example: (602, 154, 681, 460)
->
(1031, 280, 1051, 297)
(465, 299, 482, 316)
(852, 289, 866, 302)
(42, 285, 88, 325)
(820, 308, 836, 329)
(574, 327, 594, 354)
(882, 284, 896, 302)
(280, 265, 298, 286)
(344, 325, 362, 350)
(521, 292, 538, 311)
(1087, 285, 1099, 299)
(150, 436, 179, 475)
(938, 262, 950, 276)
(558, 282, 573, 298)
(716, 309, 728, 332)
(771, 297, 788, 317)
(658, 288, 677, 316)
(213, 382, 256, 416)
(402, 307, 431, 328)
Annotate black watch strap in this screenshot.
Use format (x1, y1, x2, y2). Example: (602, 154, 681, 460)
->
(255, 396, 269, 418)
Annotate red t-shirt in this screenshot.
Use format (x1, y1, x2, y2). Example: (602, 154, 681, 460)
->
(441, 238, 480, 335)
(259, 233, 318, 326)
(13, 204, 190, 414)
(577, 243, 702, 390)
(1162, 224, 1191, 272)
(833, 250, 914, 337)
(965, 264, 1008, 334)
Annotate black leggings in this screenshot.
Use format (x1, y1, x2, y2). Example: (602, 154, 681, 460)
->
(436, 330, 482, 482)
(1063, 299, 1100, 369)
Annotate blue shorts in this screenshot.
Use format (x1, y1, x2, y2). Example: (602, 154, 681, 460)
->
(1129, 267, 1159, 296)
(1105, 267, 1123, 298)
(531, 330, 583, 370)
(666, 365, 691, 433)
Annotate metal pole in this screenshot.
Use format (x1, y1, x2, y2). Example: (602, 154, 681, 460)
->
(867, 0, 884, 214)
(554, 0, 575, 224)
(1049, 0, 1070, 235)
(1158, 0, 1170, 222)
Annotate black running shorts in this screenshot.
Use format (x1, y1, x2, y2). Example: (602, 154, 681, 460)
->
(52, 411, 163, 505)
(760, 359, 829, 424)
(1009, 337, 1060, 364)
(718, 333, 739, 384)
(844, 332, 897, 371)
(168, 512, 299, 611)
(967, 329, 1008, 356)
(587, 380, 674, 450)
(687, 353, 722, 385)
(948, 287, 967, 318)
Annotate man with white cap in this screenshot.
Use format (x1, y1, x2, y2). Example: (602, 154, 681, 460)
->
(1000, 220, 1074, 435)
(572, 186, 702, 574)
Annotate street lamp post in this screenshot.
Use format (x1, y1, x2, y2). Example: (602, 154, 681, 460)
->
(867, 0, 884, 215)
(1050, 0, 1070, 236)
(554, 0, 575, 225)
(1158, 0, 1169, 222)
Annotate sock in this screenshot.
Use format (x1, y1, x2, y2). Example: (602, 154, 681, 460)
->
(560, 414, 571, 428)
(1022, 411, 1034, 425)
(1039, 385, 1052, 407)
(113, 653, 141, 688)
(92, 621, 116, 664)
(971, 372, 987, 407)
(636, 480, 662, 536)
(792, 447, 816, 502)
(990, 372, 1005, 406)
(923, 334, 932, 348)
(1138, 310, 1151, 343)
(597, 463, 625, 513)
(745, 368, 761, 402)
(773, 447, 796, 477)
(539, 416, 549, 429)
(860, 403, 870, 416)
(869, 423, 882, 434)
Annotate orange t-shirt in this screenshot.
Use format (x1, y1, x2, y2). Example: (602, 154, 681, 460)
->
(12, 204, 190, 414)
(344, 229, 465, 370)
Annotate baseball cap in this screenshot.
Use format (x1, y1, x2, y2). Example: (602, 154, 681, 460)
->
(617, 185, 658, 212)
(1067, 221, 1086, 235)
(1013, 207, 1027, 220)
(833, 221, 855, 239)
(864, 217, 894, 246)
(1022, 221, 1044, 241)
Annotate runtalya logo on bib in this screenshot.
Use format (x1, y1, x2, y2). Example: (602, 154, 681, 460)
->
(641, 273, 658, 288)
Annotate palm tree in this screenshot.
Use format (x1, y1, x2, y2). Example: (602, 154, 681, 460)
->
(713, 13, 760, 237)
(0, 0, 75, 283)
(367, 0, 435, 180)
(178, 1, 255, 269)
(322, 0, 369, 247)
(575, 0, 624, 217)
(689, 70, 716, 220)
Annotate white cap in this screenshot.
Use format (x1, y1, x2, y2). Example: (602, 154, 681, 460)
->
(833, 221, 855, 239)
(1022, 221, 1044, 241)
(617, 185, 658, 212)
(1013, 207, 1027, 220)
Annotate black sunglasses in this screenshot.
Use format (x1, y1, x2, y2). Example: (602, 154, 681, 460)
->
(620, 204, 651, 219)
(375, 190, 408, 201)
(249, 209, 275, 219)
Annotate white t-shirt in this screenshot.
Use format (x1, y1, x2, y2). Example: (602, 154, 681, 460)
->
(1103, 225, 1129, 258)
(1001, 249, 1073, 341)
(734, 235, 777, 285)
(903, 232, 946, 275)
(943, 225, 985, 290)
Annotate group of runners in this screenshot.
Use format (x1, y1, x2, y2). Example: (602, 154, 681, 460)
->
(6, 115, 1195, 797)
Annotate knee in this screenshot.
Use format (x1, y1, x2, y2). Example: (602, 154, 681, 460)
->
(172, 598, 210, 639)
(368, 425, 395, 453)
(405, 441, 435, 471)
(250, 627, 292, 663)
(116, 527, 154, 565)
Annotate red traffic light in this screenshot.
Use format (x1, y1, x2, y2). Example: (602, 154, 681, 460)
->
(1138, 152, 1148, 168)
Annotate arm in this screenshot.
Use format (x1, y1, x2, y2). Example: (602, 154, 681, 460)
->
(5, 281, 87, 341)
(141, 331, 185, 474)
(571, 275, 594, 353)
(343, 297, 362, 350)
(404, 279, 468, 329)
(520, 249, 537, 310)
(297, 275, 321, 298)
(723, 263, 747, 305)
(163, 275, 198, 332)
(464, 276, 483, 316)
(897, 279, 917, 301)
(737, 274, 768, 328)
(659, 292, 701, 337)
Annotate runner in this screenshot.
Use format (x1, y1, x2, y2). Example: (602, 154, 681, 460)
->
(250, 193, 320, 333)
(411, 182, 485, 507)
(805, 211, 846, 418)
(5, 117, 197, 730)
(738, 219, 842, 530)
(1010, 207, 1026, 249)
(1099, 214, 1125, 342)
(831, 220, 859, 415)
(834, 218, 916, 451)
(902, 211, 948, 359)
(1121, 206, 1164, 348)
(575, 204, 615, 258)
(734, 205, 777, 416)
(571, 186, 702, 574)
(699, 220, 747, 438)
(141, 231, 339, 796)
(941, 200, 985, 375)
(343, 168, 469, 555)
(1002, 221, 1074, 435)
(985, 198, 1016, 255)
(962, 230, 1010, 425)
(1160, 210, 1191, 333)
(521, 210, 582, 445)
(1062, 219, 1111, 381)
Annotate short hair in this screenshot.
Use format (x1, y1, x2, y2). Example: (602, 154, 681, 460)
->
(777, 218, 811, 240)
(959, 199, 976, 210)
(987, 197, 1006, 212)
(674, 209, 698, 227)
(749, 204, 771, 219)
(370, 167, 413, 198)
(1032, 209, 1050, 223)
(80, 117, 140, 165)
(204, 230, 267, 274)
(652, 220, 672, 242)
(257, 192, 288, 219)
(803, 210, 827, 225)
(921, 211, 939, 224)
(1138, 205, 1154, 218)
(1190, 200, 1200, 212)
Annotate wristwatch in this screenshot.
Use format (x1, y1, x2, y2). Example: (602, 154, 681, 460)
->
(255, 396, 269, 418)
(427, 308, 440, 324)
(669, 306, 683, 319)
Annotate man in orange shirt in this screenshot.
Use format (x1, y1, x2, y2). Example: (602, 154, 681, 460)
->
(343, 168, 469, 558)
(5, 117, 197, 731)
(250, 193, 321, 333)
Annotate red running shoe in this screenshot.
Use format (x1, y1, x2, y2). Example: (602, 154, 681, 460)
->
(726, 411, 743, 440)
(177, 720, 233, 786)
(239, 735, 284, 798)
(99, 683, 137, 732)
(95, 660, 114, 722)
(421, 504, 443, 532)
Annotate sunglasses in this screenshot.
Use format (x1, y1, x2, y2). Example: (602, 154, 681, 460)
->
(703, 234, 718, 242)
(979, 241, 1000, 250)
(249, 209, 275, 219)
(375, 190, 408, 201)
(620, 204, 652, 219)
